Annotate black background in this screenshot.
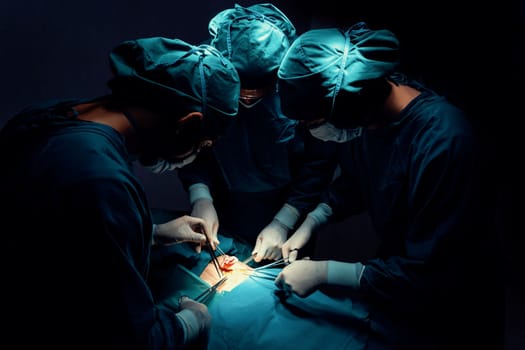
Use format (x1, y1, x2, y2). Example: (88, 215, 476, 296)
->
(1, 1, 522, 348)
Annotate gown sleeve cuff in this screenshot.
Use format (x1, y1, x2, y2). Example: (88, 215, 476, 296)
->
(176, 309, 199, 345)
(327, 260, 365, 290)
(188, 183, 213, 205)
(274, 203, 300, 230)
(307, 202, 333, 226)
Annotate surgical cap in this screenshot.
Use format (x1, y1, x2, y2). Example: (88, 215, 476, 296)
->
(277, 22, 400, 121)
(107, 37, 240, 136)
(208, 3, 296, 88)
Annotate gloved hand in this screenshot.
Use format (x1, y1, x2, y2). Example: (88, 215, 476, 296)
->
(176, 296, 212, 345)
(283, 203, 333, 263)
(282, 215, 316, 263)
(275, 258, 365, 298)
(252, 219, 289, 262)
(191, 198, 220, 250)
(275, 259, 328, 297)
(153, 215, 207, 253)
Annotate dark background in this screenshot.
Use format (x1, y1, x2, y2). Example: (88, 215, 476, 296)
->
(1, 1, 522, 348)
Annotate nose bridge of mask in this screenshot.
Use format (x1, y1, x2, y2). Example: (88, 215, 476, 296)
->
(239, 98, 263, 109)
(144, 159, 173, 174)
(145, 153, 199, 174)
(239, 87, 268, 108)
(309, 122, 362, 143)
(171, 153, 198, 169)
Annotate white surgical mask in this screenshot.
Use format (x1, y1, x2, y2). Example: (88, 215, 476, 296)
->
(239, 97, 263, 109)
(144, 153, 198, 174)
(308, 122, 362, 143)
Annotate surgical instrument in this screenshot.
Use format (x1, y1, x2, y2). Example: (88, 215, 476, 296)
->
(252, 257, 289, 271)
(193, 275, 229, 304)
(201, 226, 223, 279)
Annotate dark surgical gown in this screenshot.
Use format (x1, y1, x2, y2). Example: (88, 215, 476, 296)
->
(323, 89, 505, 349)
(178, 90, 337, 244)
(0, 99, 187, 350)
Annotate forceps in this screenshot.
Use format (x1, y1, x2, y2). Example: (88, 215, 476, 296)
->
(193, 275, 228, 303)
(201, 226, 223, 279)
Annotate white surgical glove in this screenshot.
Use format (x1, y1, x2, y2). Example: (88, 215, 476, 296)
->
(188, 183, 219, 250)
(282, 203, 333, 263)
(275, 260, 364, 297)
(176, 296, 211, 345)
(275, 259, 328, 297)
(153, 216, 207, 252)
(252, 204, 300, 262)
(191, 198, 219, 249)
(252, 219, 288, 262)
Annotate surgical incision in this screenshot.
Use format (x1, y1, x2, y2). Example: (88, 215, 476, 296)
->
(200, 254, 254, 292)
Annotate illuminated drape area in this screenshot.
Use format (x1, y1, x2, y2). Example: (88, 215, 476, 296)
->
(0, 1, 521, 348)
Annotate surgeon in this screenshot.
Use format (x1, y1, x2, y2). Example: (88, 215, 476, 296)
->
(177, 3, 338, 260)
(0, 37, 240, 349)
(274, 23, 504, 349)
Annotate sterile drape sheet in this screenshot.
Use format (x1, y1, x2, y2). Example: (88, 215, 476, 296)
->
(207, 268, 369, 350)
(149, 234, 370, 350)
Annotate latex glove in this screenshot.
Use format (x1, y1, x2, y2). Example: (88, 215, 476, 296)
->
(282, 215, 316, 263)
(275, 259, 328, 297)
(176, 296, 211, 345)
(252, 219, 289, 262)
(153, 215, 207, 253)
(191, 198, 219, 250)
(282, 203, 333, 263)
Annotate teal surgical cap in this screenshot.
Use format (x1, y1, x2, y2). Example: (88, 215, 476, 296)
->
(108, 37, 240, 122)
(277, 22, 400, 121)
(209, 3, 296, 88)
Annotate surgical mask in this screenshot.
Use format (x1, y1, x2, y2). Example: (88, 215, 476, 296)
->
(239, 87, 268, 109)
(309, 122, 362, 143)
(239, 98, 263, 109)
(144, 153, 198, 174)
